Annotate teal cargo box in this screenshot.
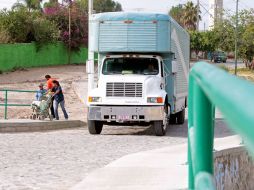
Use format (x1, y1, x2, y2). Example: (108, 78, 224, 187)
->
(89, 12, 189, 54)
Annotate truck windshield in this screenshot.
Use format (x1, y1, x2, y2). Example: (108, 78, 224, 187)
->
(102, 58, 159, 75)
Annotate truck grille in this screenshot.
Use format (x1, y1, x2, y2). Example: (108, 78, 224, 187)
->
(106, 82, 143, 97)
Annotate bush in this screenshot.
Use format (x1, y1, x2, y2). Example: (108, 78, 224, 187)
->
(0, 8, 59, 45)
(32, 17, 59, 49)
(0, 27, 11, 43)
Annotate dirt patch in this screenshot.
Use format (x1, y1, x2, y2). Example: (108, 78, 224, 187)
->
(229, 68, 254, 82)
(0, 65, 87, 121)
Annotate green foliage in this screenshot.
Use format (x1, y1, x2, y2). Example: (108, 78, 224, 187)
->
(32, 17, 59, 49)
(169, 4, 184, 27)
(240, 23, 254, 62)
(76, 0, 122, 13)
(0, 7, 58, 44)
(183, 1, 201, 31)
(213, 19, 235, 52)
(169, 1, 201, 31)
(0, 26, 11, 44)
(12, 0, 42, 11)
(45, 2, 88, 51)
(189, 30, 218, 54)
(0, 8, 35, 43)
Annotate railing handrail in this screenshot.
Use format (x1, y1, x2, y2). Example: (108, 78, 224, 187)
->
(0, 89, 37, 93)
(188, 62, 254, 189)
(0, 89, 37, 119)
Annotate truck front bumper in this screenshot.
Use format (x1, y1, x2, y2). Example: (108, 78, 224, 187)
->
(88, 106, 164, 122)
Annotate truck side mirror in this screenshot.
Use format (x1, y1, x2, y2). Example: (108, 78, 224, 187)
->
(172, 60, 178, 73)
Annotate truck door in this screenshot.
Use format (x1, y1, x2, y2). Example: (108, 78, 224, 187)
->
(163, 53, 176, 113)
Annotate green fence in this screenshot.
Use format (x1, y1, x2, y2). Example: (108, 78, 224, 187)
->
(0, 42, 88, 72)
(188, 62, 254, 189)
(0, 89, 36, 119)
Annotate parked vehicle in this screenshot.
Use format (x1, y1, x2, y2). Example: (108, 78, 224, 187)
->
(212, 51, 227, 63)
(87, 12, 190, 136)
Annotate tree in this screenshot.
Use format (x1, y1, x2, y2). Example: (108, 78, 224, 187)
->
(189, 30, 203, 57)
(169, 4, 184, 27)
(182, 1, 201, 31)
(45, 1, 88, 50)
(76, 0, 122, 13)
(12, 0, 43, 12)
(239, 23, 254, 68)
(0, 7, 58, 44)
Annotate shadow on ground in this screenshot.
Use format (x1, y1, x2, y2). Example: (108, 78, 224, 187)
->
(100, 118, 233, 138)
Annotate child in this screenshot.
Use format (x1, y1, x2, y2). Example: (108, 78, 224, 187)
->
(35, 83, 47, 101)
(52, 80, 68, 120)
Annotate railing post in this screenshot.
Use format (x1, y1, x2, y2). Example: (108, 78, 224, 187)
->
(4, 90, 8, 120)
(193, 82, 214, 180)
(188, 75, 194, 189)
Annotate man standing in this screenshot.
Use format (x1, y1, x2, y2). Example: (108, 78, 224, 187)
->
(45, 75, 55, 118)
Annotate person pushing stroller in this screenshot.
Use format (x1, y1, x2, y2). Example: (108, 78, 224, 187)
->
(52, 80, 68, 120)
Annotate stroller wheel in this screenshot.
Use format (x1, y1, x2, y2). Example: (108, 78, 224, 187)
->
(39, 115, 45, 120)
(32, 114, 37, 120)
(49, 115, 54, 121)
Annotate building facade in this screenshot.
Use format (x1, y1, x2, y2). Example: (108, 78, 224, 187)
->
(208, 0, 223, 29)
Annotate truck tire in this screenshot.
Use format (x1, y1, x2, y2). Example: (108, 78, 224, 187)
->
(169, 114, 176, 124)
(153, 104, 168, 136)
(153, 121, 165, 136)
(176, 109, 185, 124)
(88, 120, 103, 134)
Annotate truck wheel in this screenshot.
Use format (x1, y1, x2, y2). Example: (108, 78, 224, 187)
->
(88, 120, 103, 135)
(153, 121, 165, 136)
(169, 114, 176, 124)
(176, 109, 185, 124)
(153, 104, 168, 136)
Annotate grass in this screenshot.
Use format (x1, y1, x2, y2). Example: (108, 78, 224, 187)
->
(229, 68, 254, 82)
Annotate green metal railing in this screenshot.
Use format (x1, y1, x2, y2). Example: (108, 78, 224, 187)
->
(188, 62, 254, 190)
(0, 89, 36, 119)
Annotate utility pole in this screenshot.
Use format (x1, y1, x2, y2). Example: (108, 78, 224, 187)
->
(68, 5, 71, 65)
(197, 0, 200, 31)
(88, 0, 94, 90)
(234, 0, 239, 75)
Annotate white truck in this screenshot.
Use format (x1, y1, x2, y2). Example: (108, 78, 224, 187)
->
(87, 12, 189, 136)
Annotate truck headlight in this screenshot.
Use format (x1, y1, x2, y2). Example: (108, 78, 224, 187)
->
(88, 96, 102, 102)
(147, 97, 163, 103)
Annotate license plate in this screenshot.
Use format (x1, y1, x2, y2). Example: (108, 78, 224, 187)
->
(118, 115, 130, 120)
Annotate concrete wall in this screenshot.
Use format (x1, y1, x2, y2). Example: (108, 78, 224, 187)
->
(214, 146, 254, 190)
(0, 42, 88, 72)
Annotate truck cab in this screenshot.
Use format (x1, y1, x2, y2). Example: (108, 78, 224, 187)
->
(87, 12, 189, 136)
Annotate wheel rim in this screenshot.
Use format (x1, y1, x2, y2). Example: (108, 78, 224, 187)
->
(163, 105, 169, 131)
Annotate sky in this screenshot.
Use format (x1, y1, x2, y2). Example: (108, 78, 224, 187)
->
(1, 0, 254, 29)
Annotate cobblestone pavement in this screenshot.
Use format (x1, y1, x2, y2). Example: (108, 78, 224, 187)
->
(0, 119, 232, 190)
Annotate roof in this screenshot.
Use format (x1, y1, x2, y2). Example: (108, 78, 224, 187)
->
(92, 12, 171, 21)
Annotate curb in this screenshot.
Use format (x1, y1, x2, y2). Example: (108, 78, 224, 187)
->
(0, 120, 86, 133)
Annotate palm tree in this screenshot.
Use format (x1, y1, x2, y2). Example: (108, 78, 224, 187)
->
(182, 1, 201, 31)
(12, 0, 42, 11)
(169, 4, 184, 27)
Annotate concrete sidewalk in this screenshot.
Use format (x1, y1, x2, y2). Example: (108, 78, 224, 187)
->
(0, 119, 85, 132)
(71, 135, 242, 190)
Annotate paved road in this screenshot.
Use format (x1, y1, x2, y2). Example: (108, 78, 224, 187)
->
(0, 117, 232, 190)
(0, 65, 233, 190)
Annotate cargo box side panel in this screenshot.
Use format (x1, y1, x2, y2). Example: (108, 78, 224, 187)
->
(157, 21, 171, 52)
(127, 21, 157, 51)
(99, 21, 128, 52)
(97, 21, 170, 53)
(170, 21, 189, 111)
